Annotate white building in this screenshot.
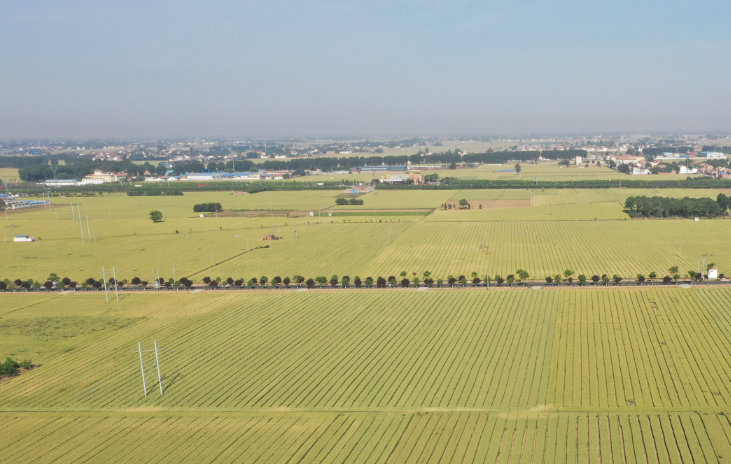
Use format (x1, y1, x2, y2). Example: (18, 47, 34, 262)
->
(708, 268, 719, 280)
(44, 179, 79, 187)
(81, 170, 127, 184)
(700, 152, 727, 159)
(13, 235, 35, 242)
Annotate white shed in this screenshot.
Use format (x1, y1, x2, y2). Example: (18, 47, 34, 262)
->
(13, 235, 35, 242)
(708, 268, 719, 280)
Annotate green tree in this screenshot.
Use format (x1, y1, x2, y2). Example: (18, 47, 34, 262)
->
(563, 269, 574, 279)
(668, 266, 679, 275)
(717, 193, 729, 213)
(150, 210, 163, 222)
(514, 163, 521, 173)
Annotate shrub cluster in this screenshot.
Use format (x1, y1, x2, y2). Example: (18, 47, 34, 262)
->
(335, 198, 364, 206)
(193, 203, 223, 212)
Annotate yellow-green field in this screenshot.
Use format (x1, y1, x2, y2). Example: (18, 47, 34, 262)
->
(2, 189, 731, 282)
(3, 289, 731, 462)
(0, 168, 20, 183)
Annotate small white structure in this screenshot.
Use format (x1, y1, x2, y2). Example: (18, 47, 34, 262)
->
(708, 268, 719, 280)
(13, 235, 35, 242)
(575, 155, 583, 165)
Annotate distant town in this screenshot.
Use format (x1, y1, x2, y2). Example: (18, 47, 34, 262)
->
(1, 134, 730, 190)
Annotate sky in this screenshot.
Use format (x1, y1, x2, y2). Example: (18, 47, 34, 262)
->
(1, 0, 730, 139)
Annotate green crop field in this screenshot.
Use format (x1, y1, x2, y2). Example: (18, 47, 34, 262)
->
(3, 288, 731, 462)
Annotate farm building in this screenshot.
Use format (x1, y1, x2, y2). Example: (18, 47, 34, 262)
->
(708, 268, 719, 280)
(263, 234, 279, 241)
(44, 179, 79, 187)
(13, 235, 36, 242)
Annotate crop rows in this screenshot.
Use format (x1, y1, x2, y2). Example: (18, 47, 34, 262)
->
(427, 201, 626, 221)
(0, 412, 724, 463)
(547, 289, 731, 409)
(6, 289, 731, 412)
(4, 290, 731, 461)
(366, 220, 731, 278)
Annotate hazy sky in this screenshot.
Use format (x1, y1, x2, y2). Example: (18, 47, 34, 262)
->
(1, 0, 730, 138)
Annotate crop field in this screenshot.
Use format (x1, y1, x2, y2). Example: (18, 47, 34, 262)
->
(3, 289, 731, 462)
(531, 188, 729, 206)
(0, 167, 20, 183)
(429, 201, 627, 221)
(4, 192, 731, 281)
(332, 189, 454, 209)
(448, 189, 532, 201)
(436, 163, 636, 181)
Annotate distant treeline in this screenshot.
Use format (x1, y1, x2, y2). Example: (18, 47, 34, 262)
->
(624, 194, 729, 218)
(0, 156, 48, 169)
(642, 147, 694, 156)
(702, 145, 731, 154)
(256, 150, 586, 172)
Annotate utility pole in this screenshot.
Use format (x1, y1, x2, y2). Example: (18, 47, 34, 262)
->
(171, 263, 176, 281)
(102, 267, 109, 303)
(154, 340, 164, 395)
(246, 236, 249, 250)
(112, 266, 120, 301)
(138, 342, 147, 396)
(679, 240, 682, 259)
(161, 207, 165, 219)
(86, 215, 91, 243)
(156, 268, 161, 285)
(278, 224, 281, 238)
(71, 202, 75, 222)
(77, 202, 82, 221)
(79, 215, 85, 243)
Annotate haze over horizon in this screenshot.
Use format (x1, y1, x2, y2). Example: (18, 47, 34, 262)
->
(2, 0, 730, 139)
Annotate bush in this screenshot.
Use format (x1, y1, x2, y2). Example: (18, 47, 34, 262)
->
(0, 357, 20, 376)
(306, 278, 316, 288)
(353, 276, 362, 287)
(545, 276, 553, 284)
(400, 278, 410, 287)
